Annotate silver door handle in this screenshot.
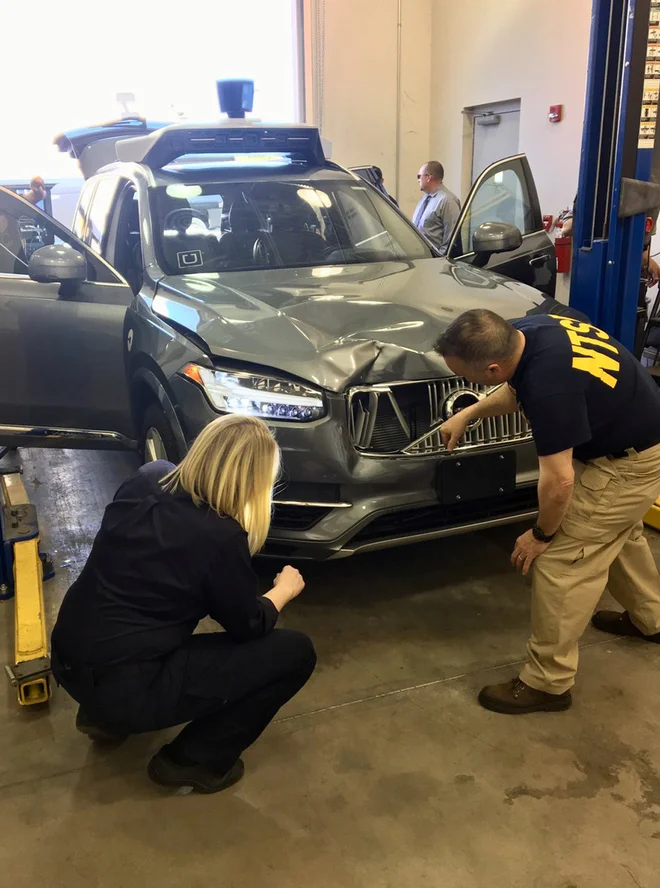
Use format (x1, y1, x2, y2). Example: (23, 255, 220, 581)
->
(529, 255, 547, 268)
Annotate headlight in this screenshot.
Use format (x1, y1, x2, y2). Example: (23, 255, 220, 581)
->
(182, 365, 326, 422)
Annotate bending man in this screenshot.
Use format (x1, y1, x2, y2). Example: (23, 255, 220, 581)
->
(436, 309, 660, 714)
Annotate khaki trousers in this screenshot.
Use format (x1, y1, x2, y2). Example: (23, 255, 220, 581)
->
(520, 443, 660, 695)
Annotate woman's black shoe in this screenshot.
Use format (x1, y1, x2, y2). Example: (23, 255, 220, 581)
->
(591, 610, 660, 642)
(147, 748, 245, 794)
(76, 708, 128, 744)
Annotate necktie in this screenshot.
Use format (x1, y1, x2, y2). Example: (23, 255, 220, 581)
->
(415, 194, 432, 228)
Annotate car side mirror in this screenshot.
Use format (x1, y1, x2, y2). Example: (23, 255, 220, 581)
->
(28, 244, 87, 284)
(472, 222, 523, 267)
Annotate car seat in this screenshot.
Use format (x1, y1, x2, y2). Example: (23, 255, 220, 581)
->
(161, 198, 217, 274)
(215, 197, 262, 269)
(267, 203, 325, 267)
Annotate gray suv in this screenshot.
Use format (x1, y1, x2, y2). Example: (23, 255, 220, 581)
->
(0, 120, 575, 559)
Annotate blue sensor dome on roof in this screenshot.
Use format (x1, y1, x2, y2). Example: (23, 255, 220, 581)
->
(216, 79, 255, 119)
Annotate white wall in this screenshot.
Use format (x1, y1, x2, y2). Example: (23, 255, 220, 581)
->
(430, 0, 592, 217)
(306, 0, 591, 221)
(305, 0, 432, 216)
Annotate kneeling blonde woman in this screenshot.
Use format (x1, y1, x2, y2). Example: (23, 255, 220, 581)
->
(51, 415, 316, 793)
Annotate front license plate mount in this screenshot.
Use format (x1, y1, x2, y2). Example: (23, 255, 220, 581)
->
(437, 451, 517, 506)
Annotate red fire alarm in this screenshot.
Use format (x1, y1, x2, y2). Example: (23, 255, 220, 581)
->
(549, 104, 563, 123)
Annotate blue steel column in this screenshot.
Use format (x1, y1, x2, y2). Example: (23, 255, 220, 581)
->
(571, 0, 651, 350)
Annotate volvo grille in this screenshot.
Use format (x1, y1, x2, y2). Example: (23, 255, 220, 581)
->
(348, 378, 531, 456)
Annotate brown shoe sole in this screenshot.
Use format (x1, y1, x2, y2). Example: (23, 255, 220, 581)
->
(478, 689, 572, 715)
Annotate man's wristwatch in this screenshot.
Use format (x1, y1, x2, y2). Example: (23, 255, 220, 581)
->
(532, 524, 555, 543)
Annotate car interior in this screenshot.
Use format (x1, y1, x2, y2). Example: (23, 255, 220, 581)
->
(152, 180, 410, 274)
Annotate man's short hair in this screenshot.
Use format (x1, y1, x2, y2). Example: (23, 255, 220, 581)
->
(435, 309, 518, 365)
(424, 161, 445, 182)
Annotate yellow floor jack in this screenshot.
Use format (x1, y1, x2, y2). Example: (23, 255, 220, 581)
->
(0, 460, 54, 705)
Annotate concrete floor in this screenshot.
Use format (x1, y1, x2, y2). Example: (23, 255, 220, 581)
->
(1, 449, 660, 887)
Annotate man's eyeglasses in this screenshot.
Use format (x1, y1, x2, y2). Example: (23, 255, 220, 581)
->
(417, 173, 428, 179)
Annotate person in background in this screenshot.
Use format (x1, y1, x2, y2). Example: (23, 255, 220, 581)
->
(22, 176, 47, 208)
(436, 309, 660, 715)
(563, 200, 660, 285)
(413, 161, 460, 256)
(373, 167, 399, 206)
(51, 414, 316, 794)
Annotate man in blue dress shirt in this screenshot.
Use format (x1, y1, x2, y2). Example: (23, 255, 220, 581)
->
(413, 161, 460, 256)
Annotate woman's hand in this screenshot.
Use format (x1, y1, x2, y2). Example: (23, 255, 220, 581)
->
(275, 565, 305, 600)
(265, 565, 305, 612)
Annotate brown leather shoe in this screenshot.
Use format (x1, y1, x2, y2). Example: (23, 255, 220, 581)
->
(591, 610, 660, 642)
(478, 678, 572, 715)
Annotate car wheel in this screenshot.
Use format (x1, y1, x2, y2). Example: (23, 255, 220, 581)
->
(140, 403, 182, 464)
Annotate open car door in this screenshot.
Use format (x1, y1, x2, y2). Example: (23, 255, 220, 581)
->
(447, 154, 556, 296)
(0, 186, 136, 450)
(54, 117, 171, 179)
(349, 166, 398, 206)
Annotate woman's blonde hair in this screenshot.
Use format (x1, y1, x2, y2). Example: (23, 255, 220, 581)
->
(162, 414, 280, 555)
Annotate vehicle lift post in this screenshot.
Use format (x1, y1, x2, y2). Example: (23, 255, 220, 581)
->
(571, 0, 660, 526)
(571, 0, 660, 349)
(0, 461, 53, 705)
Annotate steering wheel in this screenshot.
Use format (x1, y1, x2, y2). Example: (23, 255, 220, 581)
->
(253, 234, 276, 267)
(163, 207, 208, 232)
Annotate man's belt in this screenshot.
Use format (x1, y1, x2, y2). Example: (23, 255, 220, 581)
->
(611, 439, 660, 459)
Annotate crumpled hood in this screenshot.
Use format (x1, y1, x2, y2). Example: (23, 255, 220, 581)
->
(153, 258, 546, 391)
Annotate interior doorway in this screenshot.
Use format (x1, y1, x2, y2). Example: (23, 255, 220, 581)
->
(466, 99, 521, 181)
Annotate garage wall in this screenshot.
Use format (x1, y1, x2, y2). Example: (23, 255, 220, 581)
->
(304, 0, 433, 216)
(429, 0, 593, 217)
(305, 0, 591, 221)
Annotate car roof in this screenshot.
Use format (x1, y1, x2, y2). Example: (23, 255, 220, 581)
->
(57, 119, 334, 181)
(116, 122, 327, 169)
(145, 163, 355, 187)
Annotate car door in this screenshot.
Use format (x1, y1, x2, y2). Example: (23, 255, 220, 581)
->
(0, 186, 136, 450)
(349, 166, 398, 205)
(447, 155, 556, 296)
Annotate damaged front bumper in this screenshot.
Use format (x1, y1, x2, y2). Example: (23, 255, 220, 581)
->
(175, 379, 539, 560)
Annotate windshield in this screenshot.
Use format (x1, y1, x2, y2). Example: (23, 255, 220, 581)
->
(152, 179, 433, 275)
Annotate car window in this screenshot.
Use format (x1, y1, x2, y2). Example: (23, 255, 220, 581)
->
(113, 186, 143, 294)
(86, 177, 119, 254)
(458, 165, 535, 255)
(151, 179, 432, 274)
(334, 187, 418, 260)
(73, 179, 96, 241)
(0, 188, 121, 283)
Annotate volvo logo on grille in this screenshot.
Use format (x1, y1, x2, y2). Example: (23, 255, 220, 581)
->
(442, 389, 483, 428)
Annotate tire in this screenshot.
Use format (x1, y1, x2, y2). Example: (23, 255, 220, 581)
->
(139, 403, 183, 465)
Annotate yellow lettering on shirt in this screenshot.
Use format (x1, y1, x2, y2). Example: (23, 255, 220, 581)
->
(548, 315, 620, 388)
(570, 346, 619, 388)
(552, 316, 610, 340)
(565, 330, 619, 353)
(554, 317, 592, 334)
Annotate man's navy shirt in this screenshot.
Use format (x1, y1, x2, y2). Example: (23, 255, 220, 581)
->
(509, 314, 660, 461)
